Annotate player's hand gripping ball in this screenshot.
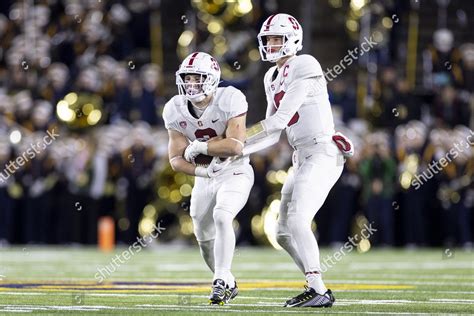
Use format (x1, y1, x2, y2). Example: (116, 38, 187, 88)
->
(185, 136, 223, 166)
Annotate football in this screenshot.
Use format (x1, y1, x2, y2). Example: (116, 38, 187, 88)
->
(191, 136, 223, 165)
(193, 154, 214, 166)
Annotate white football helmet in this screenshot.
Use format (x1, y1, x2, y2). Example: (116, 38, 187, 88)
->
(257, 13, 303, 62)
(176, 52, 221, 103)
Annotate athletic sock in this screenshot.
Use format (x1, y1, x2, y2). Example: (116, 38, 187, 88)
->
(305, 271, 328, 294)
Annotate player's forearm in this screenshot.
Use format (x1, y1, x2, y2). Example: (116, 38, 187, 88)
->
(169, 156, 198, 177)
(242, 130, 281, 156)
(207, 138, 244, 157)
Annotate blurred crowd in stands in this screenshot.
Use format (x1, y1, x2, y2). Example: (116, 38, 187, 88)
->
(0, 1, 472, 248)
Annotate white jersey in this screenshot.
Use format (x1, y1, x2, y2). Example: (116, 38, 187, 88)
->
(263, 54, 335, 147)
(163, 86, 250, 165)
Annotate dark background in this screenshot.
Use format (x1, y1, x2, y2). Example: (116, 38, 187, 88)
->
(0, 0, 472, 250)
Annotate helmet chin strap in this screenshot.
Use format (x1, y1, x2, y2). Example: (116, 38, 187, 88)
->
(267, 53, 281, 62)
(188, 90, 213, 106)
(185, 84, 206, 103)
(188, 94, 206, 104)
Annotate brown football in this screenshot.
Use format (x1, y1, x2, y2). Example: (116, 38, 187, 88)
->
(194, 154, 214, 166)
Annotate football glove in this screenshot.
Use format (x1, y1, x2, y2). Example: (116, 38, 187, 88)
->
(332, 132, 354, 158)
(184, 140, 208, 163)
(195, 156, 226, 178)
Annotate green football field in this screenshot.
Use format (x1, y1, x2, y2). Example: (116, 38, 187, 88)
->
(0, 246, 472, 315)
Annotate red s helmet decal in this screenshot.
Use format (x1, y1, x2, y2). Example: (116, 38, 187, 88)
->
(210, 57, 220, 71)
(288, 17, 300, 30)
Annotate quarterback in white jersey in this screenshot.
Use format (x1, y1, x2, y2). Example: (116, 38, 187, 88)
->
(243, 13, 354, 308)
(162, 52, 254, 305)
(260, 54, 336, 147)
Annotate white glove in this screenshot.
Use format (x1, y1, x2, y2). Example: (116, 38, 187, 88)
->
(332, 132, 354, 158)
(184, 140, 208, 163)
(195, 156, 226, 178)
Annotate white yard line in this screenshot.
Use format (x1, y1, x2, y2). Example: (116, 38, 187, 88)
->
(0, 305, 446, 315)
(342, 273, 474, 280)
(430, 298, 474, 303)
(0, 289, 473, 297)
(0, 304, 462, 315)
(1, 297, 472, 311)
(347, 262, 474, 270)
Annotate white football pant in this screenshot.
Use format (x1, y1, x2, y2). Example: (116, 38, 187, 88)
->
(277, 142, 344, 273)
(190, 163, 254, 286)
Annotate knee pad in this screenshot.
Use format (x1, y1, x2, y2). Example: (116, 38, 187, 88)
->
(276, 221, 292, 246)
(276, 221, 290, 238)
(287, 210, 312, 233)
(213, 209, 234, 229)
(192, 215, 216, 242)
(276, 233, 292, 248)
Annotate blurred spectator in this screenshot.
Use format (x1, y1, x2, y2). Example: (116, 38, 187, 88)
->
(0, 137, 13, 245)
(20, 133, 56, 244)
(435, 127, 473, 248)
(359, 132, 397, 246)
(394, 79, 420, 123)
(39, 63, 71, 104)
(459, 43, 474, 93)
(110, 64, 133, 122)
(134, 64, 164, 126)
(396, 121, 428, 247)
(122, 123, 157, 242)
(424, 28, 464, 89)
(371, 66, 397, 128)
(433, 85, 470, 127)
(328, 80, 357, 123)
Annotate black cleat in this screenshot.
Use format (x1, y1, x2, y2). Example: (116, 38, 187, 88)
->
(209, 279, 226, 305)
(284, 286, 335, 308)
(224, 281, 238, 303)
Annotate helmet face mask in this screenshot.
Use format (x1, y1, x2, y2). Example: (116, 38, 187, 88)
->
(176, 52, 221, 103)
(258, 34, 288, 62)
(183, 74, 205, 96)
(258, 14, 303, 62)
(177, 73, 208, 103)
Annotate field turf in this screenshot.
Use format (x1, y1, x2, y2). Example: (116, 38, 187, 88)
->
(0, 246, 472, 315)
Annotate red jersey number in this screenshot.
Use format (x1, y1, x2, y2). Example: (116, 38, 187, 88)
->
(194, 128, 218, 141)
(274, 91, 299, 126)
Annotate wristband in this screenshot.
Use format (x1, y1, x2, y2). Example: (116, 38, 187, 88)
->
(196, 141, 209, 155)
(194, 166, 209, 178)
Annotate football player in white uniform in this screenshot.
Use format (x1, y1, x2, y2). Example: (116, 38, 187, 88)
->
(242, 13, 354, 308)
(162, 52, 254, 305)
